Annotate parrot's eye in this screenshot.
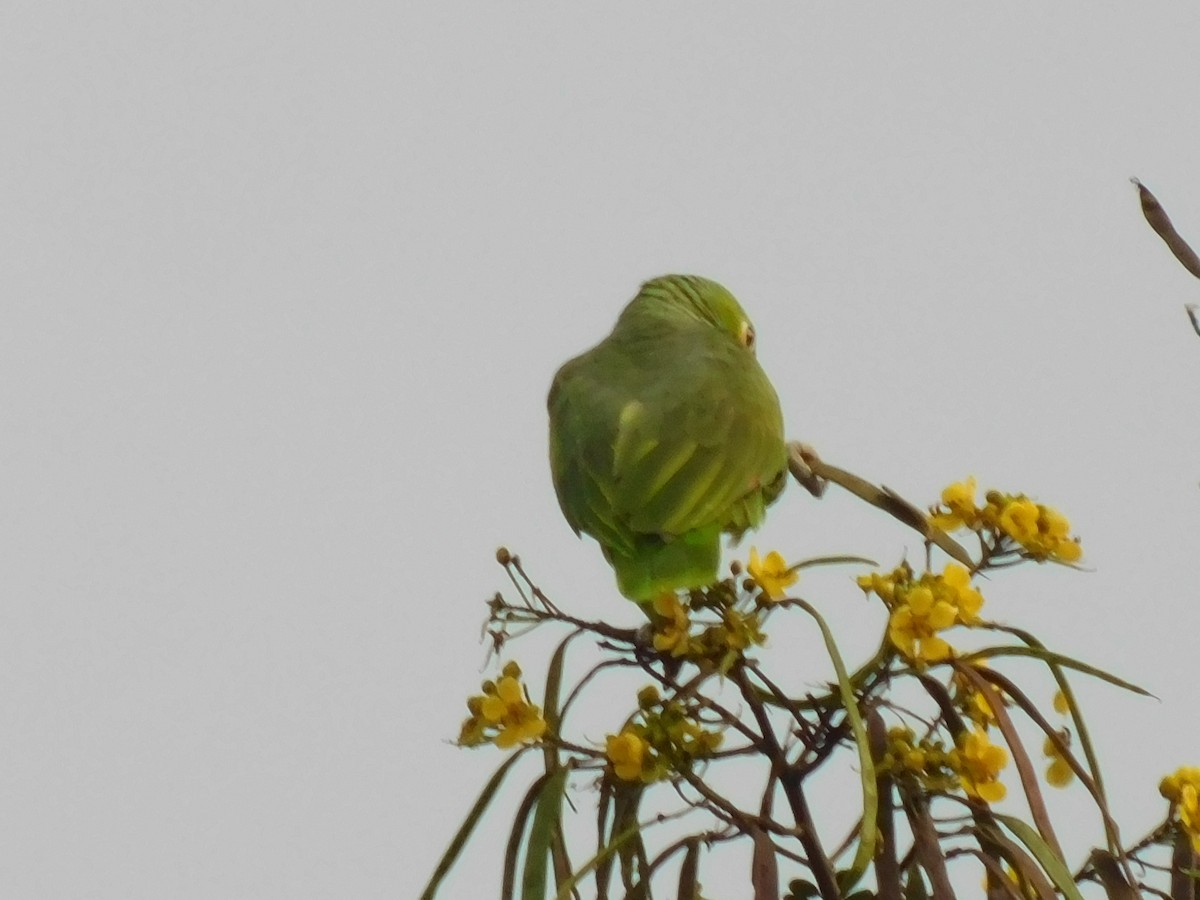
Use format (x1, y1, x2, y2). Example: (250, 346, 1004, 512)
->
(739, 323, 756, 351)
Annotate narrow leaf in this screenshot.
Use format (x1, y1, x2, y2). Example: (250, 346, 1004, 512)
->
(503, 773, 553, 900)
(555, 820, 643, 900)
(992, 815, 1086, 900)
(990, 626, 1124, 853)
(971, 661, 1133, 880)
(421, 749, 529, 900)
(522, 767, 571, 900)
(542, 632, 577, 739)
(956, 664, 1064, 862)
(793, 598, 877, 888)
(541, 633, 578, 893)
(595, 776, 614, 900)
(961, 644, 1151, 697)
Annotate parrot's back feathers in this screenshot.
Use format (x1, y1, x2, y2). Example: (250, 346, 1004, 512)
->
(548, 274, 787, 603)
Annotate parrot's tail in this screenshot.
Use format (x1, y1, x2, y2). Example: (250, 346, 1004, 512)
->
(606, 527, 722, 603)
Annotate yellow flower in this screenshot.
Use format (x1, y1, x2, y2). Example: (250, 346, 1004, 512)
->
(1053, 690, 1070, 715)
(1030, 504, 1082, 563)
(475, 671, 547, 749)
(747, 547, 798, 600)
(606, 730, 649, 782)
(931, 477, 979, 531)
(950, 728, 1009, 802)
(939, 562, 984, 624)
(1160, 766, 1200, 851)
(991, 495, 1082, 563)
(652, 593, 692, 657)
(888, 585, 957, 663)
(998, 498, 1040, 545)
(1043, 732, 1074, 788)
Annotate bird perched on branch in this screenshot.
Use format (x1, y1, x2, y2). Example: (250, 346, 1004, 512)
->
(548, 274, 787, 605)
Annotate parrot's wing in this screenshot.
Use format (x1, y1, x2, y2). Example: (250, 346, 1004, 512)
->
(548, 356, 639, 556)
(549, 333, 785, 551)
(610, 357, 785, 539)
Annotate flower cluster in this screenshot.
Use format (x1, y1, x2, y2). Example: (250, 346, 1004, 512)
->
(858, 562, 984, 664)
(878, 727, 957, 792)
(695, 607, 766, 659)
(931, 477, 1082, 564)
(948, 728, 1009, 802)
(604, 686, 724, 783)
(880, 724, 1009, 802)
(458, 661, 548, 749)
(1160, 766, 1200, 852)
(651, 589, 767, 668)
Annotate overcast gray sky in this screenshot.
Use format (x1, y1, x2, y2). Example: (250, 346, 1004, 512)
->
(4, 4, 1200, 898)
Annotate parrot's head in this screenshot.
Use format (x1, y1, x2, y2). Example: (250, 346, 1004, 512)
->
(619, 274, 758, 354)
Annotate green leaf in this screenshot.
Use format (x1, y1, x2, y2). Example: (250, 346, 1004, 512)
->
(960, 643, 1151, 697)
(792, 598, 877, 889)
(420, 748, 530, 900)
(993, 814, 1085, 900)
(555, 819, 643, 900)
(542, 632, 577, 738)
(522, 767, 571, 900)
(992, 626, 1123, 839)
(503, 774, 553, 900)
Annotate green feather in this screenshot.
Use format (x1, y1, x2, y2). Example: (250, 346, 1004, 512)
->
(547, 275, 787, 602)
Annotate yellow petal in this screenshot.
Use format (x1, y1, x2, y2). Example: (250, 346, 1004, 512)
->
(929, 600, 958, 630)
(1047, 758, 1074, 787)
(907, 586, 934, 615)
(922, 636, 953, 662)
(496, 676, 524, 704)
(494, 726, 521, 749)
(480, 695, 507, 723)
(975, 779, 1007, 803)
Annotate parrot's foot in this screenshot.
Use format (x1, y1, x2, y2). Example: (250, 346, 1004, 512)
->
(786, 441, 828, 498)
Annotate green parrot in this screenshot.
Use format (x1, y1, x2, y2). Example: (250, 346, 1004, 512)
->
(547, 274, 788, 604)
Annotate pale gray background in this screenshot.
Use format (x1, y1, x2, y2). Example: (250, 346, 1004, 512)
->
(3, 4, 1199, 898)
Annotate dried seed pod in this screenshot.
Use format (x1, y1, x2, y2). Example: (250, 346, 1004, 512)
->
(1133, 177, 1200, 278)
